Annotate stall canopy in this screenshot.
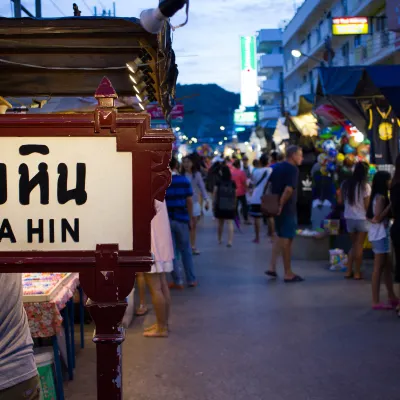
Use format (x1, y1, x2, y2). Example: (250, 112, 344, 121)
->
(0, 17, 178, 120)
(316, 65, 400, 130)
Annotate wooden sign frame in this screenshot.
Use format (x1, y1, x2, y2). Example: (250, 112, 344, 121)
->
(0, 77, 174, 400)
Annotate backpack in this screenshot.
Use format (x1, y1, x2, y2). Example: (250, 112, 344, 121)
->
(217, 181, 236, 211)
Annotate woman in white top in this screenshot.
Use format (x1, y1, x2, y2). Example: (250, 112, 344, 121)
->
(366, 171, 397, 309)
(249, 154, 272, 243)
(340, 162, 370, 280)
(136, 200, 174, 338)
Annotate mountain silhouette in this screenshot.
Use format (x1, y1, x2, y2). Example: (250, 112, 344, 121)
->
(176, 84, 240, 142)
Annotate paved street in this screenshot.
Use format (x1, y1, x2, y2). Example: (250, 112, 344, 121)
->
(65, 217, 400, 400)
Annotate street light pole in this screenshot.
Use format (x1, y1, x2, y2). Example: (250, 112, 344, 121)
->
(279, 71, 285, 117)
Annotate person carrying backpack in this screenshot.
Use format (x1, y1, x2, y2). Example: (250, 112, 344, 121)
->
(213, 165, 237, 247)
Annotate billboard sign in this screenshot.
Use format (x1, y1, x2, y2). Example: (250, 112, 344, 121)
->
(240, 36, 258, 108)
(234, 110, 257, 125)
(332, 17, 369, 35)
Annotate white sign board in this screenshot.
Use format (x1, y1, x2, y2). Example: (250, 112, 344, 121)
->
(0, 137, 133, 251)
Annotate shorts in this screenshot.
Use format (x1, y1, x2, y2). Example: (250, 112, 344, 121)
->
(192, 202, 201, 218)
(249, 204, 262, 218)
(274, 214, 297, 239)
(346, 219, 368, 233)
(0, 375, 40, 400)
(370, 236, 390, 254)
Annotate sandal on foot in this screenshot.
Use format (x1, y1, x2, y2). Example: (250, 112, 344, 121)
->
(265, 270, 278, 278)
(344, 273, 354, 279)
(144, 324, 171, 332)
(143, 328, 168, 338)
(284, 275, 304, 283)
(135, 305, 148, 316)
(353, 274, 363, 280)
(192, 248, 201, 255)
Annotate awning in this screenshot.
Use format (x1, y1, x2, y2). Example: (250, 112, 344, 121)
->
(316, 65, 400, 131)
(0, 17, 178, 120)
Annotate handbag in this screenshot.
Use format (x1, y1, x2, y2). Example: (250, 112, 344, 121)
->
(261, 180, 280, 217)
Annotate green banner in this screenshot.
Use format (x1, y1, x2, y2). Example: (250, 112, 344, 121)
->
(240, 36, 256, 71)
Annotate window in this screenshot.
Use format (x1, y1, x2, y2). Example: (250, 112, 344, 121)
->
(376, 16, 387, 33)
(326, 11, 332, 20)
(317, 21, 323, 42)
(303, 74, 307, 84)
(354, 35, 361, 48)
(307, 33, 311, 52)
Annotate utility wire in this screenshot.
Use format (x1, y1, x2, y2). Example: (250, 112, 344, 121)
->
(0, 58, 125, 70)
(81, 0, 94, 15)
(48, 0, 66, 16)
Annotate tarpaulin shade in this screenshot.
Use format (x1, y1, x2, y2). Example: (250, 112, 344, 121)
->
(316, 65, 400, 131)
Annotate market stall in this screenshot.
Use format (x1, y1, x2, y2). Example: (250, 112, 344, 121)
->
(316, 65, 400, 166)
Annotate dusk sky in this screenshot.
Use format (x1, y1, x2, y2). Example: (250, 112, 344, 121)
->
(1, 0, 296, 93)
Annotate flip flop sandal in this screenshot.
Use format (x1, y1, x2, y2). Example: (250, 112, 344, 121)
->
(135, 305, 148, 316)
(143, 329, 168, 338)
(265, 271, 278, 278)
(284, 275, 304, 283)
(344, 273, 354, 279)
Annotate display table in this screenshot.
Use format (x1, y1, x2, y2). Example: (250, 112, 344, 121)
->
(23, 273, 83, 400)
(23, 273, 80, 338)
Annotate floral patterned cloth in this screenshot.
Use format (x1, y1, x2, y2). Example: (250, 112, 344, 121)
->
(23, 274, 80, 338)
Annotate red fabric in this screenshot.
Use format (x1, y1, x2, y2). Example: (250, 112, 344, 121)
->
(231, 168, 247, 197)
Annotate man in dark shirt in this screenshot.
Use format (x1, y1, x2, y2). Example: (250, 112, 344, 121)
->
(266, 145, 304, 282)
(165, 157, 197, 288)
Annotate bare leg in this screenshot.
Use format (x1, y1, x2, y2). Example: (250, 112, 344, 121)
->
(191, 217, 198, 251)
(382, 254, 397, 301)
(371, 254, 384, 305)
(354, 232, 367, 279)
(135, 273, 148, 315)
(268, 237, 282, 274)
(218, 219, 224, 244)
(254, 217, 261, 242)
(345, 234, 356, 277)
(144, 273, 168, 336)
(281, 238, 295, 279)
(160, 272, 171, 324)
(227, 220, 234, 246)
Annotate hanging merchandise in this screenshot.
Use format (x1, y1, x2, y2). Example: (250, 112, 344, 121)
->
(368, 105, 400, 164)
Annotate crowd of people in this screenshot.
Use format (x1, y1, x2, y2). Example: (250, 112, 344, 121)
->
(135, 146, 400, 339)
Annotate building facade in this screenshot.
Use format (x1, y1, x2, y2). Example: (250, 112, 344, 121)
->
(257, 29, 284, 128)
(283, 0, 400, 113)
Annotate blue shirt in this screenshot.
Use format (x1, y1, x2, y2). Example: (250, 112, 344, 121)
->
(166, 174, 193, 222)
(269, 161, 299, 216)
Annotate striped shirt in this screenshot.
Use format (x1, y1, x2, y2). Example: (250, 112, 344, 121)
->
(166, 173, 193, 222)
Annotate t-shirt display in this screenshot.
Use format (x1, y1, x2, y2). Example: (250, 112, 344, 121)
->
(368, 106, 400, 165)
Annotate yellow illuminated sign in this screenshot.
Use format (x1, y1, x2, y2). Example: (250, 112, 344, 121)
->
(332, 17, 369, 35)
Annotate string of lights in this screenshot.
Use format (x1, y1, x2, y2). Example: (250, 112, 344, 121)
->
(0, 58, 126, 70)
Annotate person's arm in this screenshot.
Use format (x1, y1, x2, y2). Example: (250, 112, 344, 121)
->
(278, 187, 294, 215)
(278, 168, 297, 215)
(363, 184, 371, 211)
(372, 195, 390, 223)
(196, 172, 209, 203)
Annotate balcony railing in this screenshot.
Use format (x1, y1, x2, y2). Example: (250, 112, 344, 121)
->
(352, 31, 397, 65)
(259, 54, 284, 74)
(260, 79, 280, 94)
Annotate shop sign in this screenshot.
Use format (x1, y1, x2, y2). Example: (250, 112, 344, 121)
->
(0, 138, 133, 251)
(147, 103, 184, 120)
(332, 17, 369, 35)
(234, 110, 257, 125)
